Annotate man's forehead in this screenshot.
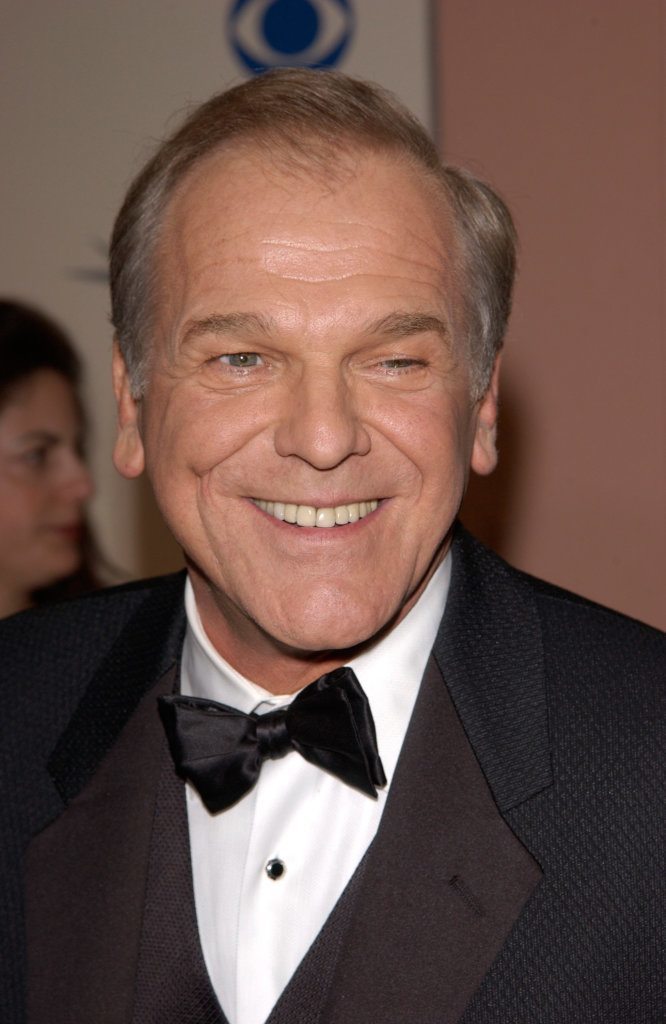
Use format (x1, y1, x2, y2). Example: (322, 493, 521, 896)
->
(158, 150, 458, 307)
(148, 141, 465, 363)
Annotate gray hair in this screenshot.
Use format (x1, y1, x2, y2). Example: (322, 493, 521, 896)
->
(110, 68, 516, 399)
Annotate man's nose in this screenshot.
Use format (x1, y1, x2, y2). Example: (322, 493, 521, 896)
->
(273, 370, 371, 470)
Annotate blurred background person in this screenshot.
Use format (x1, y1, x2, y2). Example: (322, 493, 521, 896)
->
(0, 299, 99, 617)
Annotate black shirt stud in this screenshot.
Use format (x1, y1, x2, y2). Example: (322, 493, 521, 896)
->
(265, 858, 286, 880)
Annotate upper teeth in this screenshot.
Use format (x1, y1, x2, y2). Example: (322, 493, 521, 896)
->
(252, 499, 379, 527)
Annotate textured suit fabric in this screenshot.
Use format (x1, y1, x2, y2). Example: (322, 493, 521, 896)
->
(0, 576, 185, 1023)
(0, 526, 664, 1022)
(130, 685, 229, 1024)
(440, 540, 665, 1022)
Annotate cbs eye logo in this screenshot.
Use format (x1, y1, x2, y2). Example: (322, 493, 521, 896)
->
(228, 0, 355, 73)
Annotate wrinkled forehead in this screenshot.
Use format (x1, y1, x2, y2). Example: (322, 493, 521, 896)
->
(155, 140, 465, 308)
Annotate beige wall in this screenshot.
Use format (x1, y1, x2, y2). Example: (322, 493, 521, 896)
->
(438, 0, 665, 628)
(2, 3, 663, 628)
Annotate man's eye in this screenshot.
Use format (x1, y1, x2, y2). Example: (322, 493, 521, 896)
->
(219, 352, 264, 368)
(380, 358, 423, 371)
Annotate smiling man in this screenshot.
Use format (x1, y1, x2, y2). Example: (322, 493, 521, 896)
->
(112, 132, 500, 686)
(1, 71, 663, 1024)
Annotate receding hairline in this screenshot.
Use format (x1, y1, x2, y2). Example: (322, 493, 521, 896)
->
(157, 130, 461, 236)
(110, 70, 515, 399)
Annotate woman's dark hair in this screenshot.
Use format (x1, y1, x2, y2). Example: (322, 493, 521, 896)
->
(0, 300, 82, 409)
(0, 299, 102, 603)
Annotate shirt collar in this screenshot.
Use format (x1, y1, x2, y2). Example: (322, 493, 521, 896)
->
(181, 554, 451, 779)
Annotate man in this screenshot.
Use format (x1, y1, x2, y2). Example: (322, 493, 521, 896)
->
(1, 70, 663, 1024)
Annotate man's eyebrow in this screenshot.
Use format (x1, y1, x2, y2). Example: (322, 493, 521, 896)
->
(367, 311, 452, 341)
(182, 312, 274, 343)
(181, 311, 451, 345)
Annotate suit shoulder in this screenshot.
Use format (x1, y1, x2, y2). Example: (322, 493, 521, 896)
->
(515, 562, 660, 627)
(0, 573, 187, 776)
(454, 525, 664, 686)
(458, 524, 663, 635)
(0, 572, 186, 691)
(514, 565, 664, 667)
(498, 562, 665, 727)
(0, 571, 185, 639)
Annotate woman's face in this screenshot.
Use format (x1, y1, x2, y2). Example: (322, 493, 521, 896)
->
(0, 369, 94, 611)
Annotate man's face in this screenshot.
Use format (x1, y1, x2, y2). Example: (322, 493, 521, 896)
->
(114, 146, 499, 683)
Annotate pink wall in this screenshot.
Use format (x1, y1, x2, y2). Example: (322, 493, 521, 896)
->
(437, 0, 665, 628)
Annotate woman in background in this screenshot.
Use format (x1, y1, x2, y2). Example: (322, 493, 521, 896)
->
(0, 300, 97, 617)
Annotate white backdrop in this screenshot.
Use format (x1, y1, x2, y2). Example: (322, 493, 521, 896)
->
(1, 1, 434, 576)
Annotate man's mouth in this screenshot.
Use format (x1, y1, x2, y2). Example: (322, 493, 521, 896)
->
(251, 498, 379, 528)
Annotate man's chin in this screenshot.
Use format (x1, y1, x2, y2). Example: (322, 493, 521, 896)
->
(188, 560, 417, 673)
(252, 598, 403, 660)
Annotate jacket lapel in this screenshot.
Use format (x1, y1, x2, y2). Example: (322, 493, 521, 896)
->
(320, 657, 543, 1024)
(26, 664, 177, 1024)
(25, 578, 186, 1024)
(434, 525, 552, 815)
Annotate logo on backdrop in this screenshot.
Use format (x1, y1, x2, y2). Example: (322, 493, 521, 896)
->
(228, 0, 354, 74)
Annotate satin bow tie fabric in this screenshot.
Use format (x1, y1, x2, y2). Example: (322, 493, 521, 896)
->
(158, 666, 387, 813)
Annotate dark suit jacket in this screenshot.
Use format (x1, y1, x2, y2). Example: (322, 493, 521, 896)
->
(1, 526, 664, 1022)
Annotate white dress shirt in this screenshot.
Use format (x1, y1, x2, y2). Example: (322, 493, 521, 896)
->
(180, 555, 451, 1024)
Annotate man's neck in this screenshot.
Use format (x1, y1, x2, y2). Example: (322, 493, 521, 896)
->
(185, 556, 448, 694)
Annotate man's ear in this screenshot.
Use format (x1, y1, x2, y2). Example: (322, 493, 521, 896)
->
(470, 353, 501, 477)
(112, 341, 145, 479)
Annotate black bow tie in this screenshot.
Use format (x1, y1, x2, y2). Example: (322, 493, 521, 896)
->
(158, 666, 386, 813)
